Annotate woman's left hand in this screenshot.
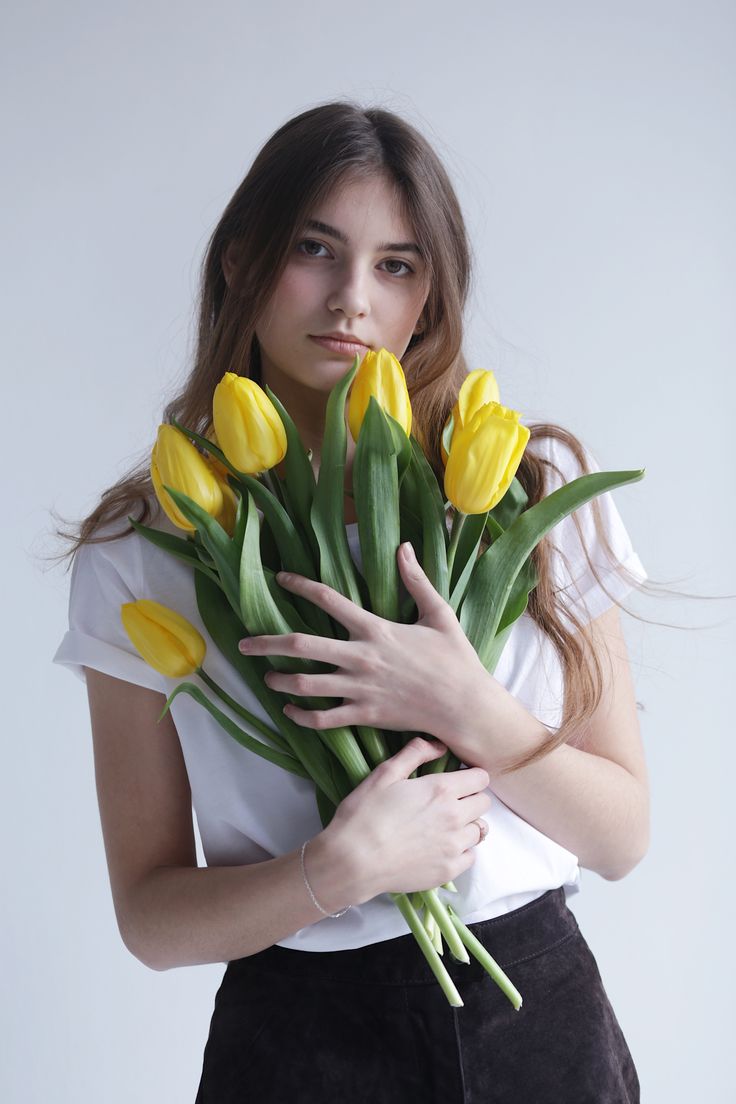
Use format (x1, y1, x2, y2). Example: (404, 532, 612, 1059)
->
(238, 541, 492, 753)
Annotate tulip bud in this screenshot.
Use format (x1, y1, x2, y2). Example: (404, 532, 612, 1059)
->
(212, 372, 287, 474)
(121, 599, 206, 677)
(347, 348, 412, 441)
(151, 425, 225, 532)
(441, 369, 500, 466)
(444, 401, 530, 514)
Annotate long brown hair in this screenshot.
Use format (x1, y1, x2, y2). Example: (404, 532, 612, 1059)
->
(52, 99, 659, 773)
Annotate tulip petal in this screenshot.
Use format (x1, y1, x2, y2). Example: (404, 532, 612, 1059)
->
(121, 599, 205, 677)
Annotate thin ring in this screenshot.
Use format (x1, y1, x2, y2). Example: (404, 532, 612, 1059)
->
(474, 818, 489, 844)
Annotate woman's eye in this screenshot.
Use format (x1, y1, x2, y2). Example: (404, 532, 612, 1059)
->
(297, 239, 330, 258)
(381, 259, 414, 278)
(297, 239, 414, 278)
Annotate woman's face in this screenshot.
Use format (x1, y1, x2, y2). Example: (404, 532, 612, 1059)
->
(251, 174, 430, 396)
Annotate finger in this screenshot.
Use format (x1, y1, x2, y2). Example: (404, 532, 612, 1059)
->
(460, 818, 490, 850)
(397, 542, 451, 620)
(457, 791, 493, 822)
(373, 736, 448, 785)
(440, 766, 491, 799)
(239, 631, 345, 664)
(274, 572, 373, 634)
(264, 670, 345, 698)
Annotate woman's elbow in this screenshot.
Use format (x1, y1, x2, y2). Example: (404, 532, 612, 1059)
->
(602, 830, 650, 882)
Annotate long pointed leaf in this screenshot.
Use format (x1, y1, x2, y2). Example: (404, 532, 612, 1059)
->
(163, 486, 241, 614)
(127, 517, 221, 586)
(160, 682, 312, 778)
(310, 357, 364, 611)
(236, 474, 335, 638)
(352, 397, 401, 621)
(194, 569, 348, 805)
(410, 438, 450, 602)
(262, 386, 320, 565)
(460, 469, 645, 668)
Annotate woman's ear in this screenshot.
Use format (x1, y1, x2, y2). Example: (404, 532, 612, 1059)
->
(222, 241, 241, 288)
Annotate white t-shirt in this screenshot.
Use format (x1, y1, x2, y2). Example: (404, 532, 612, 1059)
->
(53, 433, 647, 951)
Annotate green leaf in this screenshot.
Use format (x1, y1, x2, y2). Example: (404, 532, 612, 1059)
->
(239, 491, 312, 669)
(488, 476, 528, 530)
(162, 486, 241, 614)
(160, 681, 312, 778)
(310, 356, 364, 612)
(236, 474, 334, 638)
(447, 511, 489, 610)
(459, 469, 645, 669)
(352, 396, 401, 621)
(262, 386, 321, 565)
(194, 569, 349, 806)
(409, 438, 450, 603)
(127, 517, 221, 586)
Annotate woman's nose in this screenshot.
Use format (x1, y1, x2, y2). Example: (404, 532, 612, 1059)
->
(326, 264, 371, 318)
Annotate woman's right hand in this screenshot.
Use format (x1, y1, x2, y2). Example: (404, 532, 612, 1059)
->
(322, 736, 493, 900)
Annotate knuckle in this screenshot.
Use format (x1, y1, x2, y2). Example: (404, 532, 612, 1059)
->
(365, 703, 381, 726)
(425, 777, 442, 801)
(293, 673, 311, 694)
(370, 620, 392, 646)
(291, 634, 310, 655)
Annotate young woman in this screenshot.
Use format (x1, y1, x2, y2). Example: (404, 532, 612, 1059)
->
(54, 101, 649, 1101)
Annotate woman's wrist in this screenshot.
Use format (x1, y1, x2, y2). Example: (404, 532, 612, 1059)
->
(304, 826, 376, 914)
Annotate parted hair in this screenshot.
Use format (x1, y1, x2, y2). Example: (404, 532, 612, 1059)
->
(53, 99, 655, 773)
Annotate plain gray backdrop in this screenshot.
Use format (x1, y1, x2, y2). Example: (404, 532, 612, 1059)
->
(5, 1, 734, 1100)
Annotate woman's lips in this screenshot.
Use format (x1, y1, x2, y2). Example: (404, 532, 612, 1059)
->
(309, 335, 368, 356)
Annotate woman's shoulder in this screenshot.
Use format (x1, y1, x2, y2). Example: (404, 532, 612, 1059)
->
(71, 496, 177, 590)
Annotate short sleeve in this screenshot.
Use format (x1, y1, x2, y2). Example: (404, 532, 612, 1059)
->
(52, 537, 168, 695)
(530, 434, 648, 628)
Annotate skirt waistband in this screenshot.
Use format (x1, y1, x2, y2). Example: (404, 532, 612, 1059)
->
(225, 887, 580, 988)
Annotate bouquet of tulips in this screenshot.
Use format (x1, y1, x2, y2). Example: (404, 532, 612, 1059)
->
(121, 349, 644, 1009)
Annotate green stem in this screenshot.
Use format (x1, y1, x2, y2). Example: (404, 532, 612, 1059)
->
(446, 904, 523, 1010)
(420, 889, 470, 963)
(196, 668, 293, 753)
(355, 725, 391, 768)
(446, 510, 467, 583)
(195, 670, 343, 807)
(390, 892, 464, 1007)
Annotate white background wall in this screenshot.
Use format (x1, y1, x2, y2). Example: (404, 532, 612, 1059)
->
(4, 1, 733, 1100)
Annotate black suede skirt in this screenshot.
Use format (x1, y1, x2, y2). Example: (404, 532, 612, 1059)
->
(195, 887, 640, 1103)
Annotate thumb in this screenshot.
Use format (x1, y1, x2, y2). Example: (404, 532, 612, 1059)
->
(397, 542, 445, 619)
(377, 735, 447, 786)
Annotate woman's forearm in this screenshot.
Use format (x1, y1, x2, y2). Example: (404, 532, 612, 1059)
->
(124, 829, 366, 971)
(450, 679, 649, 881)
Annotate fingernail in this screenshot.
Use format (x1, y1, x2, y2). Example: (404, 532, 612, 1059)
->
(401, 541, 415, 560)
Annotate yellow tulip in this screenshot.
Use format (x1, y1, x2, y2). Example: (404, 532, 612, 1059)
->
(444, 401, 530, 514)
(212, 372, 287, 474)
(121, 599, 206, 677)
(347, 347, 412, 441)
(151, 425, 224, 532)
(441, 369, 500, 466)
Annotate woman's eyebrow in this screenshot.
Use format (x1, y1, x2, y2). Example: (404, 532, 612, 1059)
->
(304, 218, 423, 256)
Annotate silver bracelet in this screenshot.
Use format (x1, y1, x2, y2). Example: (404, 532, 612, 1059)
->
(300, 839, 352, 919)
